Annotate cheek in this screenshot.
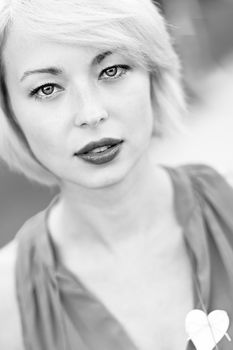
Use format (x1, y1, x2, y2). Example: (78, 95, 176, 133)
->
(27, 126, 61, 155)
(11, 100, 66, 155)
(27, 123, 65, 158)
(116, 82, 154, 135)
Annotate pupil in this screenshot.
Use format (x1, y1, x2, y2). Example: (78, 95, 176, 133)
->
(42, 85, 53, 95)
(107, 67, 117, 77)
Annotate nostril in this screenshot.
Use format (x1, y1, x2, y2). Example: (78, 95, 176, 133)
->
(77, 112, 109, 128)
(80, 122, 88, 128)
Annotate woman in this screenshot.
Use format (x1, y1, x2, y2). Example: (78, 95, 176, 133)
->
(0, 0, 233, 349)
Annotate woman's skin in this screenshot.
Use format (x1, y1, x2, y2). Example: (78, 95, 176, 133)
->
(0, 21, 193, 349)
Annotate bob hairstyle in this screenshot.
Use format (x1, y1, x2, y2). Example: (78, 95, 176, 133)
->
(0, 0, 186, 186)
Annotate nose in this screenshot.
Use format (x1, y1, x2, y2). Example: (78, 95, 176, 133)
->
(73, 85, 109, 129)
(78, 111, 109, 128)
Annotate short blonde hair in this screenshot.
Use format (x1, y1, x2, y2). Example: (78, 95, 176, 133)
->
(0, 0, 186, 186)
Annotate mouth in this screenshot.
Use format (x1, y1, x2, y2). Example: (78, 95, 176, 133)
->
(74, 138, 124, 165)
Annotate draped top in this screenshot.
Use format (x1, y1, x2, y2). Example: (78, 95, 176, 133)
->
(15, 164, 233, 350)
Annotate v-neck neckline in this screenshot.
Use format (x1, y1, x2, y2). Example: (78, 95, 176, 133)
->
(43, 165, 210, 350)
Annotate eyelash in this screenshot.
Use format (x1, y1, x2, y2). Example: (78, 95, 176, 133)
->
(29, 64, 131, 101)
(99, 64, 131, 80)
(29, 83, 63, 101)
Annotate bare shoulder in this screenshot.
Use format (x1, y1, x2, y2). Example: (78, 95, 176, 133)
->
(0, 240, 24, 350)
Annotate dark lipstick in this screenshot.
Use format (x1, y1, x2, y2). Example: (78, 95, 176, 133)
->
(74, 138, 123, 165)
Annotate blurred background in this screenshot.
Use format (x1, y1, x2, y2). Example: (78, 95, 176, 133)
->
(1, 0, 233, 247)
(153, 0, 233, 180)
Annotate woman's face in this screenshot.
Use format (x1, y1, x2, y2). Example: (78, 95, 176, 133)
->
(3, 23, 155, 189)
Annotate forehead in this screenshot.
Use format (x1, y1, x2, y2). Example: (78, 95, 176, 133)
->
(3, 13, 130, 56)
(4, 21, 102, 58)
(3, 21, 129, 80)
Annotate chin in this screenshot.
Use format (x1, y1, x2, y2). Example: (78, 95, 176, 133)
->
(65, 159, 134, 190)
(83, 169, 130, 189)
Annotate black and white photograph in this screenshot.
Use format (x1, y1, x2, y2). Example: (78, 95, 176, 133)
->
(1, 0, 233, 349)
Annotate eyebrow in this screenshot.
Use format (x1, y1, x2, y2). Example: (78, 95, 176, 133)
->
(94, 51, 113, 64)
(20, 51, 113, 82)
(20, 67, 62, 82)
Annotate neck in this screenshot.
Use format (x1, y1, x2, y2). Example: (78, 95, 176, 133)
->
(49, 155, 174, 251)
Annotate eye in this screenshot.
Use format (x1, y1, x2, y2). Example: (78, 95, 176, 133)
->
(99, 65, 131, 80)
(29, 83, 63, 100)
(41, 85, 54, 95)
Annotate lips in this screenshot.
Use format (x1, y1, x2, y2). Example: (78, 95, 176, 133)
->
(74, 138, 124, 165)
(75, 138, 123, 155)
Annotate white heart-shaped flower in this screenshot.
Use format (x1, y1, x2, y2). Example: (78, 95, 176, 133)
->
(185, 309, 231, 350)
